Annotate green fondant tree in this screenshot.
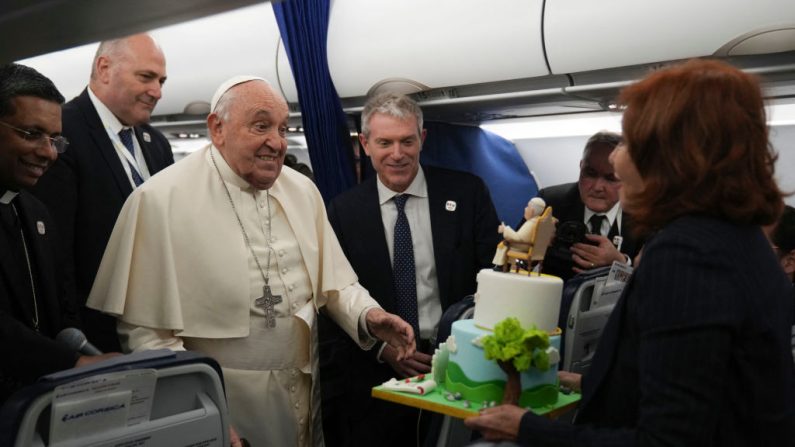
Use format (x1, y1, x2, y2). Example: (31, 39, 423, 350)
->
(482, 317, 551, 405)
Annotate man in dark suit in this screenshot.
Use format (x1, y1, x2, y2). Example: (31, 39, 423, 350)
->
(320, 92, 500, 446)
(538, 131, 641, 281)
(0, 64, 115, 403)
(32, 34, 174, 353)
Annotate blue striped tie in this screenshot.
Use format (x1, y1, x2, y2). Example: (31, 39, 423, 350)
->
(393, 194, 419, 339)
(119, 128, 144, 186)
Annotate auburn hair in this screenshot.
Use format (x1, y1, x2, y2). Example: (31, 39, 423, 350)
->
(618, 58, 783, 236)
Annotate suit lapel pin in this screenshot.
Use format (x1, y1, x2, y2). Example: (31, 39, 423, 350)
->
(36, 221, 45, 235)
(142, 131, 151, 143)
(445, 200, 457, 212)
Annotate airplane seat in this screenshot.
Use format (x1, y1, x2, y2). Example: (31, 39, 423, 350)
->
(433, 295, 475, 349)
(0, 350, 229, 447)
(558, 267, 621, 375)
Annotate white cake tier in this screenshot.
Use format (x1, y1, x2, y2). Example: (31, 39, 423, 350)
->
(473, 269, 563, 333)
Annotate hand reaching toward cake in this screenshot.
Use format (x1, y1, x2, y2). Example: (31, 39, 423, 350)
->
(366, 308, 416, 361)
(464, 404, 527, 442)
(558, 370, 582, 393)
(381, 344, 432, 378)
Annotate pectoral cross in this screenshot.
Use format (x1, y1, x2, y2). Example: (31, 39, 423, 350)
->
(255, 284, 282, 328)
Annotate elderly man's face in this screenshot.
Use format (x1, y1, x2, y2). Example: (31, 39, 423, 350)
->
(210, 81, 289, 190)
(578, 144, 621, 213)
(96, 35, 166, 126)
(360, 113, 425, 193)
(0, 96, 61, 190)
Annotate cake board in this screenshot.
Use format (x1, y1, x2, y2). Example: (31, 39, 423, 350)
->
(372, 383, 580, 420)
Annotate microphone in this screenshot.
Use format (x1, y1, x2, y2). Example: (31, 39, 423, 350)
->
(56, 328, 103, 356)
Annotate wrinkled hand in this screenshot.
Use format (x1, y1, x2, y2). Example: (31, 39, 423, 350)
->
(464, 404, 527, 442)
(382, 344, 432, 378)
(366, 308, 415, 361)
(558, 370, 582, 393)
(571, 234, 625, 273)
(74, 352, 123, 368)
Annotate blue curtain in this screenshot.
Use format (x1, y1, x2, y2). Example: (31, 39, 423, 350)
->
(420, 122, 538, 225)
(273, 0, 355, 203)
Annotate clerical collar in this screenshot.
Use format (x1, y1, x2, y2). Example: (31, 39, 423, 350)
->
(206, 145, 260, 191)
(0, 190, 19, 204)
(376, 166, 428, 205)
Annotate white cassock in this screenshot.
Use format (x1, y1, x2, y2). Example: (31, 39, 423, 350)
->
(87, 145, 380, 447)
(492, 217, 539, 266)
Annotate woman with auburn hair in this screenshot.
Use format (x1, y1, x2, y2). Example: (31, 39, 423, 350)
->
(465, 59, 794, 446)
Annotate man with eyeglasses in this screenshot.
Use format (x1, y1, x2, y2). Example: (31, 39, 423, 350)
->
(535, 131, 642, 281)
(0, 63, 116, 404)
(32, 33, 174, 353)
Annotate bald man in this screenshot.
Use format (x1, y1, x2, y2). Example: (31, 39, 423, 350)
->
(32, 33, 174, 352)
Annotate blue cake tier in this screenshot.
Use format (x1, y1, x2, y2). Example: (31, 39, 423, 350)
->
(445, 319, 560, 407)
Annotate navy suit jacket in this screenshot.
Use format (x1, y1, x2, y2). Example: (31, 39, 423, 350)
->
(537, 182, 642, 280)
(31, 89, 174, 352)
(518, 216, 795, 446)
(0, 191, 80, 402)
(319, 166, 500, 405)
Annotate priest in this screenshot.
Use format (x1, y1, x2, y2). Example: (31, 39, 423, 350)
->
(87, 76, 415, 447)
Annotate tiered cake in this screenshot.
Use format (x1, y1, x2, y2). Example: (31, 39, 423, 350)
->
(442, 269, 563, 408)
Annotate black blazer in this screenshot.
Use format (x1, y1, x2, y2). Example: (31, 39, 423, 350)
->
(537, 182, 642, 280)
(319, 166, 500, 404)
(0, 192, 80, 402)
(31, 89, 174, 352)
(518, 216, 795, 446)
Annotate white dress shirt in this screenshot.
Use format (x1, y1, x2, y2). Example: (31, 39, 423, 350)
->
(376, 167, 442, 341)
(87, 87, 152, 187)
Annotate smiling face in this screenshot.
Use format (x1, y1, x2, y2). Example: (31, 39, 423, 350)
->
(92, 34, 167, 126)
(0, 96, 61, 190)
(578, 144, 622, 213)
(208, 81, 289, 190)
(360, 112, 425, 193)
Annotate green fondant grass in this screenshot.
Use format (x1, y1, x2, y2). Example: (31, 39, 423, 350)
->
(446, 361, 559, 408)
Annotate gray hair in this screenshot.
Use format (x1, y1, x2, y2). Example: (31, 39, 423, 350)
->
(89, 34, 162, 80)
(212, 88, 238, 122)
(90, 38, 127, 80)
(582, 130, 622, 161)
(360, 92, 423, 139)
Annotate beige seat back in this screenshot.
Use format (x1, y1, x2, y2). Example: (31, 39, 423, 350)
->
(528, 206, 555, 262)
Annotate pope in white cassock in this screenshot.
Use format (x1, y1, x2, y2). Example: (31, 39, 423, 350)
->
(86, 76, 416, 447)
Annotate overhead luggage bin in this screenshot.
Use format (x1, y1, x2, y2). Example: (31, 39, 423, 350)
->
(325, 0, 549, 99)
(544, 0, 795, 74)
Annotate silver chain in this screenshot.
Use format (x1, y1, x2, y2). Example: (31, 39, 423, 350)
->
(12, 203, 39, 331)
(209, 147, 272, 285)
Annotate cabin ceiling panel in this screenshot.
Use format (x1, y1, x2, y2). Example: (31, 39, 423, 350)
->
(327, 0, 548, 99)
(544, 0, 795, 74)
(0, 0, 266, 63)
(17, 3, 295, 117)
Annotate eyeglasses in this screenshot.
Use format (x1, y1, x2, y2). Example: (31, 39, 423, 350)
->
(0, 120, 69, 153)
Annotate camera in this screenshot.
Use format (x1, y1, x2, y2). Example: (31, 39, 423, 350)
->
(541, 220, 590, 280)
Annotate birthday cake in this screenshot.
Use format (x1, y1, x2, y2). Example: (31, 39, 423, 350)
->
(440, 269, 563, 408)
(379, 200, 565, 410)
